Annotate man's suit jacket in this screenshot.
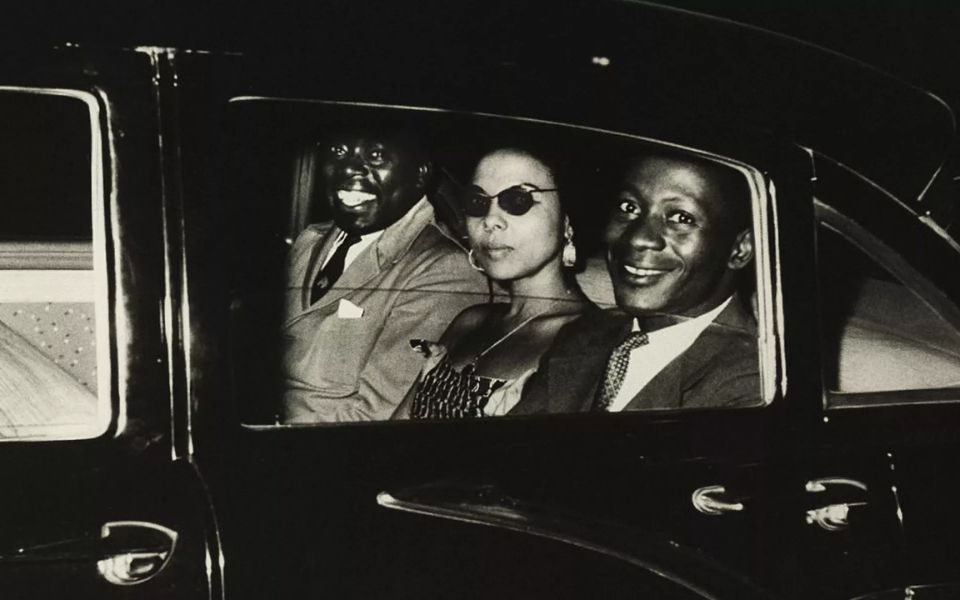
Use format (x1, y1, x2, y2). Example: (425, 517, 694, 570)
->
(512, 297, 760, 414)
(282, 199, 489, 422)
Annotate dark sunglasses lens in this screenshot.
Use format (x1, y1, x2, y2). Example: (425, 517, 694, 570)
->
(462, 192, 492, 217)
(499, 187, 536, 216)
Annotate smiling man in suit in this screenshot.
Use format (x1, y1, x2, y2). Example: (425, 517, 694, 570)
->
(513, 152, 760, 414)
(281, 129, 488, 422)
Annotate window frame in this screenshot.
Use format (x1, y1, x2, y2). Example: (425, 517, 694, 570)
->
(815, 200, 960, 410)
(224, 98, 784, 429)
(0, 86, 113, 441)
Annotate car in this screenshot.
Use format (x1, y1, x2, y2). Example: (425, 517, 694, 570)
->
(1, 1, 959, 599)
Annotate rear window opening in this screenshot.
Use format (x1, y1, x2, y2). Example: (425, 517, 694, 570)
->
(224, 99, 775, 426)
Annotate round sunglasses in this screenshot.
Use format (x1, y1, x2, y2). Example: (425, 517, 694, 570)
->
(461, 184, 559, 218)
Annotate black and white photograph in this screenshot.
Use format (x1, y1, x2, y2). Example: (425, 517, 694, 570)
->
(1, 1, 959, 598)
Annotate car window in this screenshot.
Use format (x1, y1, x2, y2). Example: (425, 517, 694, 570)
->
(816, 210, 960, 405)
(225, 100, 774, 425)
(0, 89, 109, 440)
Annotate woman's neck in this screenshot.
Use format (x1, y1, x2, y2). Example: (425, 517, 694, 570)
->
(504, 263, 576, 320)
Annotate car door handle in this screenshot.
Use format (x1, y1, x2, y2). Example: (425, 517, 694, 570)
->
(804, 477, 869, 532)
(691, 485, 744, 515)
(95, 521, 179, 585)
(804, 477, 868, 493)
(805, 502, 868, 532)
(2, 521, 177, 586)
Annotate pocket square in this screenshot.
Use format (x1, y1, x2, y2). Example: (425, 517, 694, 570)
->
(337, 298, 364, 319)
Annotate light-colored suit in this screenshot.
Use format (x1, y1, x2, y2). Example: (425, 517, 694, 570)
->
(282, 199, 489, 422)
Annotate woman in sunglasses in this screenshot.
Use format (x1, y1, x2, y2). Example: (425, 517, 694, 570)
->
(392, 147, 590, 419)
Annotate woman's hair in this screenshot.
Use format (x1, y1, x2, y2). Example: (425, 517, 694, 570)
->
(473, 141, 571, 209)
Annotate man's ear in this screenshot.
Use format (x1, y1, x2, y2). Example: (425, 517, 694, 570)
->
(727, 229, 754, 270)
(416, 162, 433, 191)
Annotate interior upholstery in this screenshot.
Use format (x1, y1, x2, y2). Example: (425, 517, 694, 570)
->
(0, 302, 97, 393)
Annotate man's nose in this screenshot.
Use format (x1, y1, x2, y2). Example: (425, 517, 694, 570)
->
(624, 215, 665, 250)
(341, 151, 370, 176)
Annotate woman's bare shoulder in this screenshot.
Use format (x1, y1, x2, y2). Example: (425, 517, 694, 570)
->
(519, 301, 592, 347)
(439, 302, 505, 345)
(541, 299, 594, 325)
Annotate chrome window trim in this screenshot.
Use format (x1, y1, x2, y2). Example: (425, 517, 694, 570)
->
(0, 86, 113, 441)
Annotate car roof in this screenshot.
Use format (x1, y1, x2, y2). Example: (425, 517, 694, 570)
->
(7, 0, 954, 210)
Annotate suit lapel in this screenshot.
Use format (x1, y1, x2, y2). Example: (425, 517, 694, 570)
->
(626, 355, 685, 410)
(672, 295, 756, 390)
(623, 295, 756, 410)
(309, 243, 381, 311)
(302, 225, 342, 309)
(296, 198, 438, 316)
(547, 309, 632, 413)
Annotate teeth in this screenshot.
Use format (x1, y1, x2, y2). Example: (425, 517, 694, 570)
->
(336, 190, 376, 207)
(624, 265, 667, 276)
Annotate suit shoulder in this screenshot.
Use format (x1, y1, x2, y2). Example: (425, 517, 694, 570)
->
(384, 224, 487, 295)
(709, 320, 758, 358)
(681, 323, 760, 407)
(411, 223, 467, 257)
(689, 323, 758, 381)
(406, 225, 480, 273)
(298, 222, 335, 241)
(290, 223, 334, 254)
(563, 305, 622, 333)
(545, 306, 619, 351)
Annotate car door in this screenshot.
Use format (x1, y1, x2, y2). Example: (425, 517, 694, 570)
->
(0, 47, 216, 599)
(799, 160, 960, 598)
(167, 42, 839, 597)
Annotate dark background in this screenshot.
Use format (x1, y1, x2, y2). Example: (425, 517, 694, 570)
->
(5, 0, 957, 111)
(652, 1, 960, 112)
(5, 0, 956, 195)
(655, 0, 960, 193)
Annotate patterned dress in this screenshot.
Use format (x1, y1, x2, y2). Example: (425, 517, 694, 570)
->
(408, 306, 552, 420)
(410, 359, 506, 419)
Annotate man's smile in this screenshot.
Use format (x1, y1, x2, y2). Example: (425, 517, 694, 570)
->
(611, 253, 675, 286)
(623, 264, 671, 277)
(619, 264, 672, 286)
(335, 189, 378, 208)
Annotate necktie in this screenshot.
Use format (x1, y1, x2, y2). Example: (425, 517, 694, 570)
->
(310, 233, 361, 304)
(594, 330, 649, 411)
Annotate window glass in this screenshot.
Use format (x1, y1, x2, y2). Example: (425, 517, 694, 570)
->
(817, 222, 960, 399)
(0, 92, 92, 241)
(226, 100, 769, 425)
(0, 89, 108, 440)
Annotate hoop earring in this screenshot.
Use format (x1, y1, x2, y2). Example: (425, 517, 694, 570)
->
(562, 217, 577, 268)
(468, 248, 485, 272)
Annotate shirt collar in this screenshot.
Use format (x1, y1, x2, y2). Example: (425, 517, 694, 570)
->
(333, 228, 383, 246)
(631, 296, 733, 336)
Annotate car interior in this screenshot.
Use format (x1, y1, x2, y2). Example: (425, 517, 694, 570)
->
(0, 90, 103, 439)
